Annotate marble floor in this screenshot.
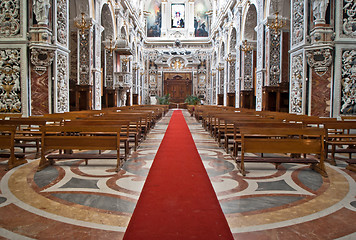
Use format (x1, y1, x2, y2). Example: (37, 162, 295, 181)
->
(0, 109, 355, 239)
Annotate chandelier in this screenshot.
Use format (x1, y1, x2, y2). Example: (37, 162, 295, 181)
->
(103, 37, 117, 55)
(240, 40, 253, 53)
(226, 53, 234, 63)
(74, 12, 92, 38)
(266, 12, 286, 35)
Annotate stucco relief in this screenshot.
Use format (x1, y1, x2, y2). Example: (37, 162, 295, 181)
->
(341, 49, 356, 113)
(243, 51, 253, 90)
(0, 49, 21, 113)
(79, 30, 90, 85)
(292, 0, 304, 47)
(0, 0, 21, 37)
(269, 31, 281, 86)
(342, 0, 356, 37)
(290, 53, 304, 114)
(57, 53, 69, 112)
(57, 0, 67, 45)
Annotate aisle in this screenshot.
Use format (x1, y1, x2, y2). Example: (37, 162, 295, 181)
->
(123, 110, 233, 239)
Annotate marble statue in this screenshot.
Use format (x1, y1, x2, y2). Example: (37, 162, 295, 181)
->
(33, 0, 51, 25)
(312, 0, 329, 24)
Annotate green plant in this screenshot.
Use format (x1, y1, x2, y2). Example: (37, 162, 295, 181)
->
(156, 94, 171, 105)
(185, 95, 200, 105)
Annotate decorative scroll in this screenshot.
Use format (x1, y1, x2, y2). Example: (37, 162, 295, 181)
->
(30, 48, 55, 75)
(292, 0, 304, 46)
(243, 51, 253, 90)
(79, 30, 90, 85)
(57, 53, 69, 112)
(0, 49, 21, 113)
(342, 0, 356, 37)
(306, 48, 333, 77)
(0, 0, 21, 37)
(290, 53, 304, 114)
(269, 31, 281, 86)
(57, 0, 67, 45)
(341, 50, 356, 113)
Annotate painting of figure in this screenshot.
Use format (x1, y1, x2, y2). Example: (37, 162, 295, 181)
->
(194, 2, 209, 37)
(147, 1, 161, 37)
(171, 4, 185, 28)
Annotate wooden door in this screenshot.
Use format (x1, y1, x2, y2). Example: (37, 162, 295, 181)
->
(164, 73, 192, 103)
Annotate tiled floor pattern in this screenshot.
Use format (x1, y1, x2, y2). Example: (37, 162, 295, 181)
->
(0, 109, 355, 239)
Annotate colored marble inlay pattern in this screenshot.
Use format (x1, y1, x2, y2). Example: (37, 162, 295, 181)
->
(0, 110, 355, 239)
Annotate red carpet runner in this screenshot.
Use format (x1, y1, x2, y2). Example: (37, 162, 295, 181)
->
(123, 110, 233, 240)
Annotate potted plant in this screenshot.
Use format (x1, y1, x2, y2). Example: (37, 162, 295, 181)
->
(156, 94, 171, 105)
(184, 95, 200, 105)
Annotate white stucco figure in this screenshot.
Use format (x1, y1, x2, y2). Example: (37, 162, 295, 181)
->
(312, 0, 329, 24)
(33, 0, 51, 25)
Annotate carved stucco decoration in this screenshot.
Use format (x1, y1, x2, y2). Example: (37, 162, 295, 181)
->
(292, 0, 304, 46)
(290, 53, 304, 114)
(57, 53, 69, 112)
(341, 49, 356, 113)
(0, 49, 21, 113)
(243, 51, 253, 90)
(79, 30, 90, 85)
(0, 0, 21, 37)
(148, 68, 157, 96)
(106, 51, 114, 89)
(57, 0, 67, 45)
(269, 31, 281, 86)
(343, 0, 356, 37)
(30, 48, 55, 75)
(306, 48, 333, 77)
(33, 0, 51, 25)
(229, 61, 236, 92)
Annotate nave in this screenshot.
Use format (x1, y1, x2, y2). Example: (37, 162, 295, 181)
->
(0, 109, 356, 239)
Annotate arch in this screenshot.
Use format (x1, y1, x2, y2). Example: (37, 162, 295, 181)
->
(220, 42, 225, 62)
(242, 4, 258, 41)
(69, 0, 91, 20)
(266, 0, 291, 19)
(229, 27, 237, 53)
(101, 4, 115, 40)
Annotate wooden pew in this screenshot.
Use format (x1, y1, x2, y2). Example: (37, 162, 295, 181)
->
(324, 121, 356, 165)
(236, 127, 327, 177)
(229, 121, 303, 156)
(63, 119, 131, 156)
(38, 125, 123, 172)
(0, 125, 27, 169)
(346, 159, 356, 172)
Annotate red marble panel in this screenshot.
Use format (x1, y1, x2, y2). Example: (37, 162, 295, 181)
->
(311, 68, 331, 117)
(234, 208, 356, 239)
(31, 69, 49, 115)
(282, 32, 290, 83)
(0, 204, 124, 239)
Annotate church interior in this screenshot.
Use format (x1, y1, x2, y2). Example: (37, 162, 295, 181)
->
(0, 0, 356, 239)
